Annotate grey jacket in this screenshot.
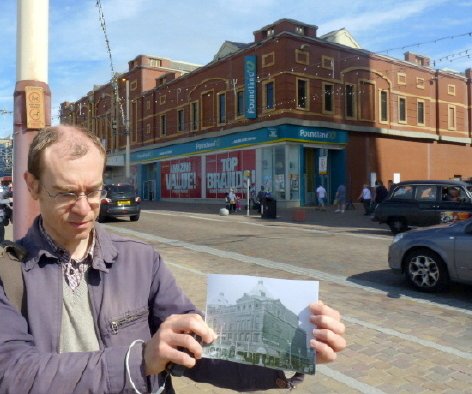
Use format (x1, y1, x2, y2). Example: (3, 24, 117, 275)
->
(0, 218, 290, 393)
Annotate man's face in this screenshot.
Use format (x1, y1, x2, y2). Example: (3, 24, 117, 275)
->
(25, 142, 105, 250)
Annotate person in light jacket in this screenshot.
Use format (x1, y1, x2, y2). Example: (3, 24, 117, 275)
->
(0, 125, 346, 393)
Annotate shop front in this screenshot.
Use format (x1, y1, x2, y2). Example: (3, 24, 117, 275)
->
(132, 125, 348, 208)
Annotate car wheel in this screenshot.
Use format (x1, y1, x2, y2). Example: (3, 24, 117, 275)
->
(130, 214, 140, 222)
(388, 217, 408, 234)
(404, 248, 449, 292)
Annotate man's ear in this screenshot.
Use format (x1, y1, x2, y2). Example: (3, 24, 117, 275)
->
(24, 172, 40, 200)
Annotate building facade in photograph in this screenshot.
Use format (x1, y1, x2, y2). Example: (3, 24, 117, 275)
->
(60, 18, 472, 206)
(206, 280, 314, 373)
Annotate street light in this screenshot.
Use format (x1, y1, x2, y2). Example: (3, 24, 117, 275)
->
(122, 78, 130, 181)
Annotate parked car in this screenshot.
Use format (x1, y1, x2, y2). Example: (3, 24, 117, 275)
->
(373, 180, 472, 233)
(388, 218, 472, 291)
(98, 183, 141, 222)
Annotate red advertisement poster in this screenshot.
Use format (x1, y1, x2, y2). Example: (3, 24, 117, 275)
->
(161, 156, 202, 198)
(206, 150, 256, 199)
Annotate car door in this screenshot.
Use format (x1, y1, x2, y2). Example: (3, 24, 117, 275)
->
(451, 223, 472, 282)
(437, 186, 472, 223)
(414, 185, 442, 226)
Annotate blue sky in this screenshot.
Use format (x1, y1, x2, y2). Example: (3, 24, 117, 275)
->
(1, 0, 472, 138)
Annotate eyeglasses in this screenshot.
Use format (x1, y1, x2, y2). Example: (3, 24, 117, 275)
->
(43, 187, 107, 205)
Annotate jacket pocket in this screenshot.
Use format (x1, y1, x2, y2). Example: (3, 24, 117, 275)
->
(108, 307, 149, 335)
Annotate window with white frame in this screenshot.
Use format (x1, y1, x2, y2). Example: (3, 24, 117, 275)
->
(448, 105, 456, 129)
(323, 83, 334, 113)
(297, 78, 308, 109)
(177, 109, 185, 131)
(417, 100, 425, 125)
(218, 92, 226, 124)
(380, 90, 388, 122)
(398, 97, 407, 123)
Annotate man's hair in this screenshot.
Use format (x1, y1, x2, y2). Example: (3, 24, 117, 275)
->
(28, 124, 106, 180)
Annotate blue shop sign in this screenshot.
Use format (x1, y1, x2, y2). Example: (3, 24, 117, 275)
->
(244, 56, 257, 119)
(131, 125, 347, 163)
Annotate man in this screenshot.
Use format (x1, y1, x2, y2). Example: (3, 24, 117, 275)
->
(358, 184, 372, 216)
(316, 184, 327, 211)
(0, 125, 346, 393)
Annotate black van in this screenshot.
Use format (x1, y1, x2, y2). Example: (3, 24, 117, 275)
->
(373, 180, 472, 233)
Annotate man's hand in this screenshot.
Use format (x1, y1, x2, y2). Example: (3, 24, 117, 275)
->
(309, 300, 346, 363)
(143, 313, 216, 376)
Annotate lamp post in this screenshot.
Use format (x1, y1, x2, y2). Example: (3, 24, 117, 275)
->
(122, 78, 130, 181)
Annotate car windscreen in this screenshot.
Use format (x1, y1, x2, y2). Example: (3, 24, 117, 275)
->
(107, 185, 134, 194)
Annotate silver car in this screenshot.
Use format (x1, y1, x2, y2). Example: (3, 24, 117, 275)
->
(388, 218, 472, 291)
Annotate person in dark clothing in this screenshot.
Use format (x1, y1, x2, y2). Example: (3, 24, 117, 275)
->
(375, 180, 389, 205)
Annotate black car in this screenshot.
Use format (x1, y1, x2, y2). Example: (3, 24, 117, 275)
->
(98, 184, 141, 222)
(373, 180, 472, 233)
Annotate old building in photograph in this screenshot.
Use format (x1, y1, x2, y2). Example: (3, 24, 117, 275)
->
(61, 18, 472, 206)
(206, 280, 314, 373)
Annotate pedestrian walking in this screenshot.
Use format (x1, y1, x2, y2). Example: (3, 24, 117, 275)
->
(358, 184, 372, 215)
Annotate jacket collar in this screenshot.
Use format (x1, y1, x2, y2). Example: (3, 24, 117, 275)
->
(20, 216, 118, 273)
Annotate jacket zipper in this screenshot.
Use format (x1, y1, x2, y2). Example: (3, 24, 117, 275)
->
(110, 309, 148, 335)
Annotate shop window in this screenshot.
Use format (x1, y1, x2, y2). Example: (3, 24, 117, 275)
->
(323, 82, 334, 114)
(380, 90, 388, 123)
(345, 84, 356, 119)
(297, 78, 309, 109)
(398, 97, 406, 123)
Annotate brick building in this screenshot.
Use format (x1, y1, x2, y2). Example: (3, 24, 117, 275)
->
(60, 18, 472, 207)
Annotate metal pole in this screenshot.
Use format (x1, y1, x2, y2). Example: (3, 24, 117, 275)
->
(125, 79, 130, 181)
(14, 0, 50, 240)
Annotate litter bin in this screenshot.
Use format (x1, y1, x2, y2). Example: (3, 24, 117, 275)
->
(261, 197, 277, 219)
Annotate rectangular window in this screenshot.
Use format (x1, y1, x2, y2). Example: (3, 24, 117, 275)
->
(448, 105, 456, 129)
(160, 114, 166, 136)
(265, 81, 274, 110)
(218, 93, 226, 124)
(190, 101, 199, 131)
(177, 109, 185, 131)
(448, 84, 456, 96)
(323, 83, 334, 113)
(417, 100, 425, 125)
(297, 79, 308, 109)
(236, 90, 244, 117)
(360, 81, 375, 121)
(345, 84, 355, 118)
(399, 97, 406, 123)
(380, 90, 388, 122)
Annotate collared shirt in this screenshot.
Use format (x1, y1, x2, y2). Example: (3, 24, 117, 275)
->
(38, 217, 95, 291)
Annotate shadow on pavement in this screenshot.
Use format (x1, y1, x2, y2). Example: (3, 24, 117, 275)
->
(348, 269, 472, 311)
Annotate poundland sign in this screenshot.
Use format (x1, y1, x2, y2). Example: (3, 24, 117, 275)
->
(244, 56, 257, 119)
